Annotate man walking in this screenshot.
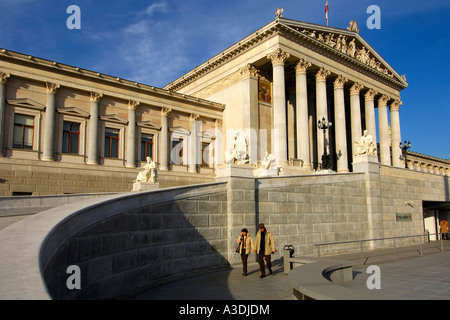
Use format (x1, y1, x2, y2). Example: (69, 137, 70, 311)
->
(254, 223, 276, 278)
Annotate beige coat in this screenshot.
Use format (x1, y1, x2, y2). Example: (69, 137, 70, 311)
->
(237, 234, 254, 255)
(254, 228, 276, 255)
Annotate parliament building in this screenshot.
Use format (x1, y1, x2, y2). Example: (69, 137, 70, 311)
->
(0, 16, 448, 196)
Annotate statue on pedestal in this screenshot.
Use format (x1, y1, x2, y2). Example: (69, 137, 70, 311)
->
(261, 151, 276, 170)
(225, 131, 249, 165)
(135, 157, 158, 183)
(355, 130, 377, 156)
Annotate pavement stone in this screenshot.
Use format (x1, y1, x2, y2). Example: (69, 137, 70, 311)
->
(130, 241, 450, 301)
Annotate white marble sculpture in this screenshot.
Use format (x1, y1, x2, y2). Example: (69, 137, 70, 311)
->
(261, 151, 276, 169)
(355, 130, 377, 156)
(225, 131, 249, 165)
(135, 156, 158, 183)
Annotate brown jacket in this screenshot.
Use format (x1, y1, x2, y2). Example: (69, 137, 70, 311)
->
(237, 234, 254, 255)
(254, 228, 276, 255)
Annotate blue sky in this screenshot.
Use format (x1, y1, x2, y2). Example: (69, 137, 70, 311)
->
(0, 0, 449, 159)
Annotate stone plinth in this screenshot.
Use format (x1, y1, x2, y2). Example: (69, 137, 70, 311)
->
(254, 167, 279, 177)
(352, 154, 379, 174)
(215, 164, 255, 180)
(131, 182, 159, 192)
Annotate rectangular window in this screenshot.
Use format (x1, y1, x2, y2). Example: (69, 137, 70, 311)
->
(104, 128, 119, 158)
(171, 140, 183, 165)
(62, 121, 80, 154)
(201, 143, 210, 167)
(13, 114, 34, 149)
(140, 134, 153, 161)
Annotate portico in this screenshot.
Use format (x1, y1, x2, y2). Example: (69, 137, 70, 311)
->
(165, 17, 409, 174)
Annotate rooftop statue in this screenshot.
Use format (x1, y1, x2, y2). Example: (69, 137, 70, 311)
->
(275, 7, 284, 18)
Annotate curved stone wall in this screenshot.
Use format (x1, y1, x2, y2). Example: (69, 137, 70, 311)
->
(0, 182, 228, 299)
(41, 182, 229, 299)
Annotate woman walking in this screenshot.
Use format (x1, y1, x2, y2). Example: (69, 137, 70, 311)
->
(237, 228, 254, 276)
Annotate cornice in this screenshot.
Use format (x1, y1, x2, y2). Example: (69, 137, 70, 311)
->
(0, 48, 225, 114)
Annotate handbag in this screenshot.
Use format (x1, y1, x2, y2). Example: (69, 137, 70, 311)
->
(235, 243, 241, 253)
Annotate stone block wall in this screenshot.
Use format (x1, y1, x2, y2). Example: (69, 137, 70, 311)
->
(0, 158, 215, 195)
(42, 185, 229, 300)
(37, 167, 449, 300)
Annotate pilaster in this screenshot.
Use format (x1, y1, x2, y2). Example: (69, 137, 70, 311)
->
(87, 92, 103, 165)
(42, 82, 60, 161)
(159, 107, 171, 171)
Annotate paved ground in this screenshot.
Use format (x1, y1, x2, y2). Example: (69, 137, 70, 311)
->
(130, 259, 295, 300)
(130, 241, 450, 300)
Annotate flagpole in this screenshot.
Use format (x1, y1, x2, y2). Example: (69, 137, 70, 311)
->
(325, 0, 329, 26)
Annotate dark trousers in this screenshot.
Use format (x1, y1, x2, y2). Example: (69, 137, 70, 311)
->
(258, 253, 272, 275)
(241, 253, 248, 275)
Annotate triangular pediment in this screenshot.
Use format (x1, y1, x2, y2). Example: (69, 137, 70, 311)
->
(137, 120, 161, 130)
(100, 114, 128, 125)
(279, 18, 408, 87)
(7, 98, 45, 110)
(57, 106, 90, 118)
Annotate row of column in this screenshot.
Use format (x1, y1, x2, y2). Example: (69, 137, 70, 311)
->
(266, 48, 403, 171)
(20, 81, 221, 172)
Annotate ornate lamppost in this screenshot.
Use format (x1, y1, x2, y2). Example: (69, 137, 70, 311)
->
(318, 117, 332, 170)
(399, 140, 411, 168)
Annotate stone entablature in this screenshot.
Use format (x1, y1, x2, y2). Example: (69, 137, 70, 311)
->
(405, 151, 450, 176)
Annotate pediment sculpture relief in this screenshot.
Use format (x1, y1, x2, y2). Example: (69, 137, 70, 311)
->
(299, 28, 394, 78)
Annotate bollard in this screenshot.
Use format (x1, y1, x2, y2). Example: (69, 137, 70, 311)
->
(283, 245, 295, 274)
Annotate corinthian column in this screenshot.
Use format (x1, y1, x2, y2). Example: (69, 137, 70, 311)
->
(295, 58, 312, 168)
(267, 48, 290, 163)
(159, 107, 171, 171)
(334, 75, 349, 172)
(390, 100, 403, 168)
(87, 92, 102, 165)
(126, 100, 139, 168)
(0, 73, 10, 156)
(350, 82, 364, 157)
(315, 67, 331, 166)
(42, 82, 60, 161)
(364, 89, 378, 146)
(378, 95, 391, 166)
(189, 114, 199, 174)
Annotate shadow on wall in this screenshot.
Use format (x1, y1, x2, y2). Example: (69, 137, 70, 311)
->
(41, 184, 232, 300)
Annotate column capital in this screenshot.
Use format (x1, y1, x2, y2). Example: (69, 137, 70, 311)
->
(161, 107, 172, 116)
(215, 119, 223, 127)
(0, 72, 10, 85)
(350, 82, 364, 95)
(364, 88, 378, 101)
(378, 94, 391, 106)
(333, 75, 348, 89)
(128, 99, 140, 110)
(267, 48, 290, 66)
(45, 82, 60, 94)
(190, 113, 200, 122)
(295, 58, 312, 74)
(389, 100, 402, 111)
(315, 67, 331, 81)
(90, 91, 103, 103)
(239, 64, 259, 78)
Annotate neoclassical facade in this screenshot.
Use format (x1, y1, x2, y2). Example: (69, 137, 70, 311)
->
(0, 16, 448, 195)
(0, 49, 224, 195)
(165, 17, 417, 174)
